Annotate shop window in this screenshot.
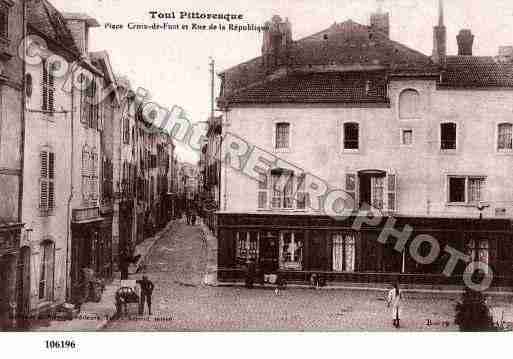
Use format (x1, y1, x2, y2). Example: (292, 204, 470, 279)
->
(279, 232, 303, 270)
(235, 232, 259, 263)
(441, 123, 457, 150)
(497, 123, 513, 151)
(332, 232, 356, 272)
(38, 241, 55, 301)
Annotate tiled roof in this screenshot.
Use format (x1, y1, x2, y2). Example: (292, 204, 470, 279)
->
(27, 0, 80, 57)
(226, 71, 389, 104)
(441, 56, 513, 88)
(220, 20, 438, 102)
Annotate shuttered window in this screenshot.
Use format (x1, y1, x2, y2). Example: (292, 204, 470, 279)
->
(40, 150, 55, 213)
(38, 241, 55, 301)
(42, 60, 55, 114)
(345, 173, 357, 210)
(275, 123, 290, 149)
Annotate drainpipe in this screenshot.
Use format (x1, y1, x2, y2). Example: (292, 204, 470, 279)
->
(65, 73, 75, 301)
(19, 0, 27, 224)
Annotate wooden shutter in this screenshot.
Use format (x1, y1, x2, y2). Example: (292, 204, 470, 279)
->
(48, 62, 55, 114)
(386, 172, 397, 212)
(42, 60, 48, 111)
(48, 152, 55, 209)
(345, 173, 357, 211)
(80, 74, 88, 124)
(257, 172, 268, 209)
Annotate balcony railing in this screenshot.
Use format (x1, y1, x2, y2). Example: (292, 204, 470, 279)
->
(72, 206, 101, 223)
(0, 224, 23, 255)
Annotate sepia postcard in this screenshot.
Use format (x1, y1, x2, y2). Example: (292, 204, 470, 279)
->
(1, 0, 513, 354)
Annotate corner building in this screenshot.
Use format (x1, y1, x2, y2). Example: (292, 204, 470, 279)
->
(215, 7, 513, 287)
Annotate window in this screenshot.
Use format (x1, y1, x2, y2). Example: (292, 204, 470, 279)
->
(40, 150, 55, 214)
(332, 232, 356, 272)
(257, 172, 268, 209)
(42, 60, 55, 114)
(441, 123, 457, 150)
(235, 232, 259, 263)
(347, 171, 397, 212)
(497, 123, 513, 151)
(275, 122, 290, 149)
(82, 146, 98, 204)
(371, 176, 385, 210)
(0, 7, 8, 38)
(399, 89, 420, 119)
(296, 174, 309, 210)
(81, 75, 100, 129)
(25, 74, 33, 98)
(448, 176, 485, 204)
(401, 129, 413, 146)
(271, 170, 293, 209)
(279, 232, 303, 270)
(38, 241, 55, 301)
(343, 122, 359, 150)
(123, 115, 130, 144)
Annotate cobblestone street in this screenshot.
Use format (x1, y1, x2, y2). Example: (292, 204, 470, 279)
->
(101, 219, 512, 331)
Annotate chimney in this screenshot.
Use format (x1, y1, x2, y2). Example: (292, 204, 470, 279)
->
(432, 0, 447, 65)
(62, 13, 100, 56)
(370, 0, 390, 37)
(498, 46, 513, 63)
(262, 15, 292, 70)
(457, 29, 474, 56)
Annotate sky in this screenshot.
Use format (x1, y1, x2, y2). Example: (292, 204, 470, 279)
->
(51, 0, 513, 163)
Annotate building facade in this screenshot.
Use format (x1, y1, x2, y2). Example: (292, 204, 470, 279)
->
(0, 0, 24, 330)
(216, 6, 513, 287)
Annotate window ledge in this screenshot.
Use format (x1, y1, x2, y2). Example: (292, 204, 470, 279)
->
(39, 209, 56, 217)
(440, 149, 458, 155)
(274, 147, 291, 154)
(446, 203, 480, 208)
(496, 150, 513, 156)
(341, 149, 361, 154)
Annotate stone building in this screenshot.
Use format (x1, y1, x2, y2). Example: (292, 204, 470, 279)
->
(216, 3, 513, 288)
(0, 0, 24, 330)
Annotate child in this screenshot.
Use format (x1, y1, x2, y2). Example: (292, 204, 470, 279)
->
(387, 282, 402, 328)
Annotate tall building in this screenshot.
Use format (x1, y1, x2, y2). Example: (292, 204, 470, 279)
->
(0, 0, 25, 329)
(216, 4, 513, 288)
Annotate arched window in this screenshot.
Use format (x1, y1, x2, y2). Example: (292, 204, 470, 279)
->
(38, 240, 55, 301)
(399, 89, 420, 119)
(498, 123, 513, 151)
(343, 122, 359, 150)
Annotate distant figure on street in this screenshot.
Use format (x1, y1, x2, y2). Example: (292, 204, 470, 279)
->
(387, 282, 402, 328)
(137, 275, 155, 315)
(191, 209, 197, 226)
(185, 207, 191, 225)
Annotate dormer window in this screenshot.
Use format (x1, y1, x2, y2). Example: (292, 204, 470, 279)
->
(399, 89, 420, 119)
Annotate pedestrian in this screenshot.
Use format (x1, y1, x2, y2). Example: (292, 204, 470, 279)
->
(191, 209, 197, 226)
(185, 207, 191, 225)
(387, 282, 402, 329)
(136, 275, 155, 315)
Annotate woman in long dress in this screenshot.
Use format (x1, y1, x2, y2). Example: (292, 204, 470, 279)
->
(387, 282, 402, 328)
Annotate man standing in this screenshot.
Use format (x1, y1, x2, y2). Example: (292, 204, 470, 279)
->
(137, 275, 155, 315)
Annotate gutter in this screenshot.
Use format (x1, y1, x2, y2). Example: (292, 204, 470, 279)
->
(65, 72, 75, 301)
(18, 0, 27, 223)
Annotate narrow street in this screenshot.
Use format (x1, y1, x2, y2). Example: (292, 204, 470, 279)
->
(103, 220, 512, 331)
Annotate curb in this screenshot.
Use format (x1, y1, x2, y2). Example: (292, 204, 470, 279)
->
(213, 281, 513, 296)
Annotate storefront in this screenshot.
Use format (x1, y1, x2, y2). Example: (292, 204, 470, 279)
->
(70, 207, 104, 301)
(217, 213, 513, 287)
(0, 223, 23, 330)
